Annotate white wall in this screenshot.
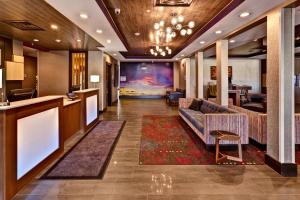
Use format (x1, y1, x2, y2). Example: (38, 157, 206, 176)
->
(37, 51, 69, 96)
(203, 58, 261, 93)
(88, 51, 105, 111)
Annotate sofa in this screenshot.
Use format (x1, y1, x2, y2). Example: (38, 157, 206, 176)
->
(166, 88, 186, 105)
(241, 93, 267, 113)
(179, 98, 249, 145)
(229, 105, 300, 145)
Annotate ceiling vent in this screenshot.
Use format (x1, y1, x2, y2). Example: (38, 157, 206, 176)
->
(154, 0, 193, 6)
(2, 20, 44, 31)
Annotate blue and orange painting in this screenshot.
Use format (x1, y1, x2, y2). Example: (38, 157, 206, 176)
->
(120, 62, 173, 97)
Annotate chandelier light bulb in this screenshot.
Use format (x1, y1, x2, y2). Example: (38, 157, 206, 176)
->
(159, 48, 163, 52)
(180, 29, 187, 36)
(159, 20, 165, 27)
(172, 32, 176, 38)
(176, 24, 182, 30)
(187, 29, 192, 35)
(166, 27, 172, 33)
(156, 45, 159, 51)
(154, 23, 160, 30)
(168, 49, 172, 54)
(178, 15, 184, 23)
(171, 18, 177, 25)
(188, 21, 195, 28)
(161, 51, 166, 56)
(166, 46, 169, 50)
(154, 52, 158, 56)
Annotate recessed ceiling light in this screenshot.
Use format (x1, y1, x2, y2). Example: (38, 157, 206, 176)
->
(80, 13, 88, 19)
(96, 29, 103, 34)
(215, 30, 222, 34)
(107, 39, 111, 44)
(239, 12, 251, 18)
(200, 41, 205, 44)
(181, 54, 185, 57)
(50, 24, 58, 30)
(77, 39, 81, 42)
(229, 40, 236, 43)
(113, 53, 117, 56)
(55, 39, 61, 43)
(134, 32, 140, 36)
(146, 9, 151, 13)
(296, 37, 300, 41)
(33, 39, 39, 42)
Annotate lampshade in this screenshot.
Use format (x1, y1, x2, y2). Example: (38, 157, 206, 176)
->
(90, 75, 100, 83)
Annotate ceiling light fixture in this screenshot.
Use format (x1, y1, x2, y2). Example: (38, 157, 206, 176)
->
(77, 39, 81, 42)
(229, 40, 236, 43)
(33, 39, 39, 42)
(113, 53, 117, 56)
(215, 30, 222, 34)
(239, 12, 251, 18)
(146, 9, 151, 13)
(55, 39, 61, 43)
(96, 29, 103, 34)
(80, 13, 88, 19)
(106, 39, 112, 44)
(50, 24, 58, 30)
(200, 41, 205, 44)
(134, 32, 141, 36)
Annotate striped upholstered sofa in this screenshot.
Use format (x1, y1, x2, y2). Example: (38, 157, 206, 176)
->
(229, 105, 300, 144)
(179, 98, 248, 145)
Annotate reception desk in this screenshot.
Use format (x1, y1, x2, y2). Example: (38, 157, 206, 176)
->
(0, 96, 64, 200)
(0, 89, 99, 199)
(75, 89, 99, 132)
(62, 98, 81, 142)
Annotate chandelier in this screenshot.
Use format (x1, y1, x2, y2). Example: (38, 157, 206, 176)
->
(149, 13, 195, 56)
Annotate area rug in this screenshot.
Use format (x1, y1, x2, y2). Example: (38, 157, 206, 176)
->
(140, 115, 265, 165)
(42, 120, 125, 179)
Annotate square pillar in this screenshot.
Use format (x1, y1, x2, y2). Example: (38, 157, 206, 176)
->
(183, 58, 192, 98)
(216, 40, 229, 106)
(196, 52, 204, 99)
(265, 7, 297, 176)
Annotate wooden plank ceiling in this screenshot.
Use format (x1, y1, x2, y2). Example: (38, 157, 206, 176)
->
(101, 0, 234, 58)
(0, 0, 102, 51)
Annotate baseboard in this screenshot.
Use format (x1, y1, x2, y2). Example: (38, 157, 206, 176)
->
(249, 138, 266, 151)
(265, 154, 297, 177)
(119, 95, 164, 99)
(99, 108, 107, 114)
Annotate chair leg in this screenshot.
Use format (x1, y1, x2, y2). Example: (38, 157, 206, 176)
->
(238, 140, 242, 161)
(215, 138, 220, 163)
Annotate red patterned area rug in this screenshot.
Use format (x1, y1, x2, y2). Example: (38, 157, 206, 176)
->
(140, 115, 265, 165)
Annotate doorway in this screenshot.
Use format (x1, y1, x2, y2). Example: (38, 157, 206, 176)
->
(106, 62, 112, 106)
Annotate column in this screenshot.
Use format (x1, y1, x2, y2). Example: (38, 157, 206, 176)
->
(216, 40, 229, 106)
(196, 52, 204, 99)
(265, 8, 297, 176)
(184, 58, 191, 98)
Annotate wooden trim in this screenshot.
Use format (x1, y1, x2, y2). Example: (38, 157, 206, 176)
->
(95, 0, 130, 51)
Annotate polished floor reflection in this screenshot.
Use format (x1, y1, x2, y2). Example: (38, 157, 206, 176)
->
(15, 99, 300, 200)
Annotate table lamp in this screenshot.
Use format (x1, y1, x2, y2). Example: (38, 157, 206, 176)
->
(90, 75, 100, 88)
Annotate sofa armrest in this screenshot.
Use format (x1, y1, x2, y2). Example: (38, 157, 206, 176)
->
(204, 113, 249, 144)
(179, 98, 194, 108)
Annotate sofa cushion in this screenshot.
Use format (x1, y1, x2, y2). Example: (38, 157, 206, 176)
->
(179, 108, 205, 133)
(189, 99, 202, 111)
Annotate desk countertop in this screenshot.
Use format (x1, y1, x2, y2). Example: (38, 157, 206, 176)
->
(74, 88, 99, 94)
(0, 96, 63, 111)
